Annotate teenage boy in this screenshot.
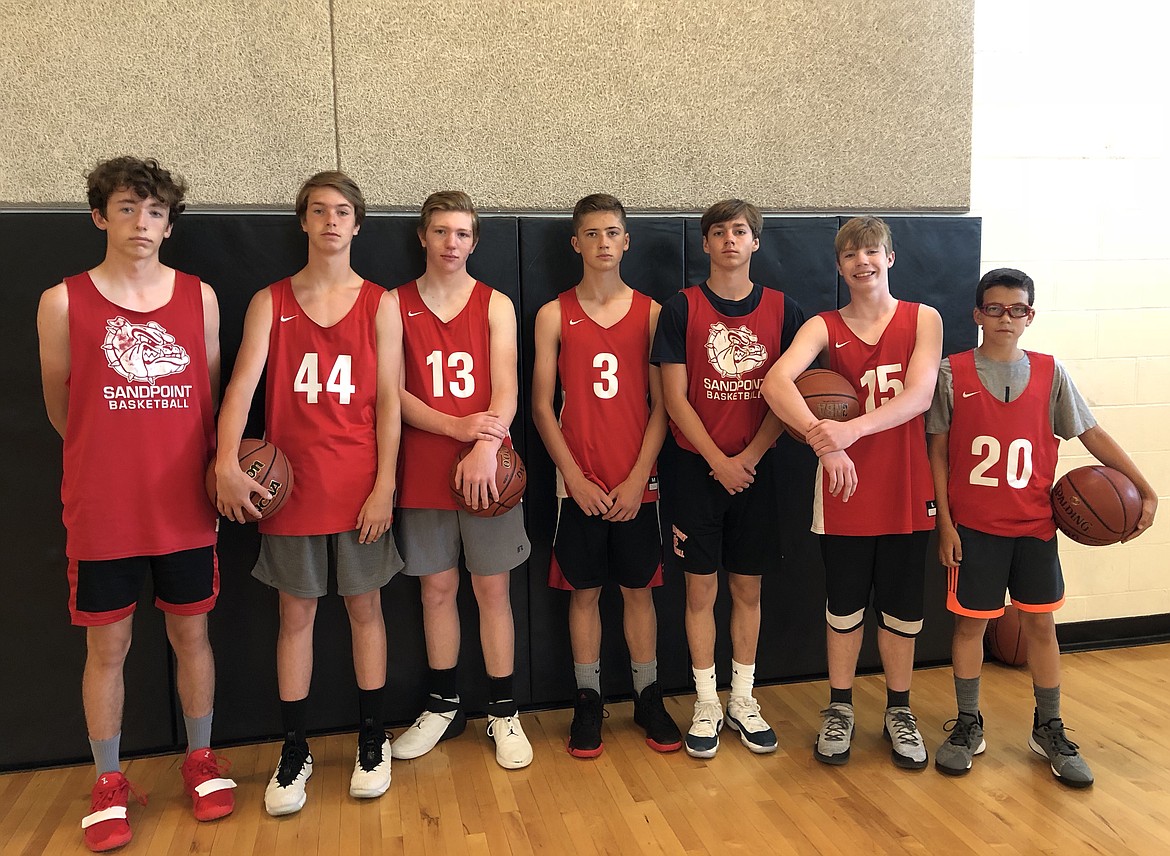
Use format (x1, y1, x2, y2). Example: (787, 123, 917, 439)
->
(37, 156, 235, 852)
(391, 191, 534, 770)
(762, 216, 942, 770)
(928, 268, 1157, 786)
(532, 194, 682, 757)
(216, 171, 403, 815)
(651, 199, 804, 758)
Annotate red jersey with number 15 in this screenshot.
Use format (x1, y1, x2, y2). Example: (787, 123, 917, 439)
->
(398, 279, 497, 509)
(557, 288, 656, 503)
(815, 300, 935, 536)
(262, 277, 383, 536)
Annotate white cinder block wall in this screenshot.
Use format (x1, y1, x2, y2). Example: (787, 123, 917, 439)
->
(972, 0, 1169, 622)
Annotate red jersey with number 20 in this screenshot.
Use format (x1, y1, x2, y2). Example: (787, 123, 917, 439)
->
(262, 277, 383, 536)
(947, 350, 1059, 539)
(397, 280, 496, 510)
(557, 288, 656, 503)
(815, 301, 935, 536)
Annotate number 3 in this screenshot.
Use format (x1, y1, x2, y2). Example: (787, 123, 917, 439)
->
(593, 352, 618, 399)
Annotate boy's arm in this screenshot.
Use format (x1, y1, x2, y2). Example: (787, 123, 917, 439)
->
(357, 289, 403, 544)
(804, 304, 944, 454)
(928, 431, 962, 567)
(660, 363, 750, 494)
(214, 288, 274, 522)
(201, 282, 222, 409)
(531, 300, 613, 516)
(1078, 425, 1159, 540)
(36, 283, 70, 439)
(604, 300, 668, 522)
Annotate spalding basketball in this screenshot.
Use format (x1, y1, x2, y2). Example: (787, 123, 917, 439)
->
(205, 438, 294, 520)
(1051, 465, 1142, 546)
(786, 368, 861, 443)
(449, 444, 527, 518)
(985, 605, 1028, 667)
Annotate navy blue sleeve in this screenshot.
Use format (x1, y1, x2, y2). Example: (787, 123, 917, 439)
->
(651, 291, 688, 365)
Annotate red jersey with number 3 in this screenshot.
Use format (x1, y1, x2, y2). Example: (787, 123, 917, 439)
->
(815, 301, 935, 535)
(947, 350, 1059, 539)
(61, 271, 217, 560)
(397, 280, 496, 509)
(557, 288, 656, 503)
(675, 286, 785, 456)
(262, 277, 383, 536)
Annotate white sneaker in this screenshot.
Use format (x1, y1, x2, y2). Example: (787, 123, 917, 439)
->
(685, 699, 724, 759)
(264, 743, 313, 816)
(390, 707, 466, 760)
(349, 736, 391, 798)
(726, 696, 778, 754)
(486, 714, 533, 769)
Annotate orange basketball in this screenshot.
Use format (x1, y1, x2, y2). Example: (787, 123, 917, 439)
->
(205, 438, 294, 520)
(1051, 465, 1142, 546)
(785, 368, 860, 443)
(449, 444, 527, 518)
(985, 604, 1028, 667)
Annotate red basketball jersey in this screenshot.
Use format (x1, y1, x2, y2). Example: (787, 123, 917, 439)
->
(397, 280, 497, 509)
(947, 350, 1060, 539)
(60, 271, 216, 560)
(815, 301, 935, 535)
(557, 288, 656, 502)
(673, 286, 786, 457)
(261, 277, 384, 536)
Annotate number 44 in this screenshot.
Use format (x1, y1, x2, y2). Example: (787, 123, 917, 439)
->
(294, 353, 356, 404)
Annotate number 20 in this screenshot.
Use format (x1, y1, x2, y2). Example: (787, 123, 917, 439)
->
(969, 435, 1033, 489)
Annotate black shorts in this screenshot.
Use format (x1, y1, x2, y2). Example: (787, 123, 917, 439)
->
(659, 445, 781, 577)
(946, 525, 1064, 618)
(548, 500, 662, 590)
(68, 545, 219, 627)
(819, 532, 929, 637)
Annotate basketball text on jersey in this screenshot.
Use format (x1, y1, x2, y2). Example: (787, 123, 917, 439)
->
(100, 316, 195, 410)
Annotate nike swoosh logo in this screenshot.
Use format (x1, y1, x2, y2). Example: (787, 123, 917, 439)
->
(962, 390, 980, 398)
(835, 341, 851, 349)
(408, 310, 425, 317)
(280, 315, 298, 323)
(569, 319, 583, 325)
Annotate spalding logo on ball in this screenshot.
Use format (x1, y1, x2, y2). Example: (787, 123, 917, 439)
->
(449, 444, 527, 518)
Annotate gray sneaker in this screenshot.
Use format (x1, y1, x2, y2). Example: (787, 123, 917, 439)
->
(935, 712, 985, 776)
(883, 706, 928, 770)
(814, 703, 854, 765)
(1029, 713, 1094, 788)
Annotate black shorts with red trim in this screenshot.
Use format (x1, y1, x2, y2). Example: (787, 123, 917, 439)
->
(946, 524, 1064, 618)
(819, 531, 929, 638)
(68, 545, 219, 627)
(549, 499, 663, 591)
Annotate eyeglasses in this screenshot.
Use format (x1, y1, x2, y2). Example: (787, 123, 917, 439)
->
(979, 303, 1033, 318)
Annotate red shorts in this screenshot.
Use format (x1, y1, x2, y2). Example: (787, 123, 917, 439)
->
(68, 545, 219, 627)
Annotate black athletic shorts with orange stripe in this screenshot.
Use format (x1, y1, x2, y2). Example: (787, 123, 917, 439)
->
(946, 525, 1064, 618)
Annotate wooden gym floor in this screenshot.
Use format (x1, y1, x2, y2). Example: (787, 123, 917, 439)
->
(3, 643, 1169, 855)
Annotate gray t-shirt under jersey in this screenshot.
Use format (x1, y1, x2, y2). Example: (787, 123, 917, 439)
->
(926, 350, 1096, 440)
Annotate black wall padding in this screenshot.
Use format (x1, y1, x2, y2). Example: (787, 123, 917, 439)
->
(0, 212, 979, 770)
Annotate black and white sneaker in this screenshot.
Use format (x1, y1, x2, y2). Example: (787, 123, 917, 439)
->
(264, 742, 313, 816)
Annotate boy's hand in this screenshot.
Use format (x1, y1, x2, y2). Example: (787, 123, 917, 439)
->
(214, 465, 267, 523)
(356, 486, 394, 544)
(1122, 495, 1159, 542)
(821, 450, 857, 501)
(806, 418, 861, 456)
(938, 523, 963, 567)
(454, 442, 500, 511)
(603, 477, 644, 522)
(567, 471, 613, 516)
(710, 453, 755, 494)
(451, 411, 508, 443)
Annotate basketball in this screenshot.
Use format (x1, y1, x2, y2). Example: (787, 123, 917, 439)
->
(785, 368, 860, 443)
(1051, 465, 1142, 546)
(205, 438, 294, 520)
(985, 605, 1028, 667)
(449, 444, 527, 518)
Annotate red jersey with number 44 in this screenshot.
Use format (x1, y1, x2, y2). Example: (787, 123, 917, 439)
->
(397, 279, 497, 509)
(815, 301, 935, 536)
(557, 288, 656, 503)
(947, 349, 1059, 539)
(262, 277, 383, 536)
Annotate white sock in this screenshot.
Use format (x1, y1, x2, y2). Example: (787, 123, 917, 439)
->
(692, 666, 718, 704)
(730, 660, 755, 700)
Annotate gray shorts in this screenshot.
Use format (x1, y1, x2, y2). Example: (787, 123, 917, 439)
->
(395, 505, 531, 577)
(252, 530, 404, 598)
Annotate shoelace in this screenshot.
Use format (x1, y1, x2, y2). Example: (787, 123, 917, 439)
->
(276, 745, 310, 787)
(639, 690, 673, 729)
(187, 751, 233, 782)
(692, 701, 722, 734)
(943, 715, 979, 746)
(358, 736, 385, 772)
(734, 698, 763, 722)
(1039, 719, 1080, 756)
(491, 715, 521, 738)
(887, 711, 922, 747)
(819, 708, 851, 742)
(93, 775, 147, 810)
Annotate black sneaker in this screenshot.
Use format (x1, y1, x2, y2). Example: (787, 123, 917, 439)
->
(633, 682, 683, 753)
(568, 688, 605, 758)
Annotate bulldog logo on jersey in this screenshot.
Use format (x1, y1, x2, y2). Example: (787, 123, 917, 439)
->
(101, 316, 190, 384)
(705, 322, 768, 378)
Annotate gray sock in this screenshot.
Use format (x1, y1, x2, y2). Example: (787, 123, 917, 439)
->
(955, 676, 981, 717)
(574, 660, 601, 694)
(1034, 684, 1061, 723)
(184, 711, 213, 752)
(631, 659, 657, 696)
(90, 733, 121, 776)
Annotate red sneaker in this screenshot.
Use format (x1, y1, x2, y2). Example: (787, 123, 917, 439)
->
(179, 748, 237, 821)
(82, 772, 144, 852)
